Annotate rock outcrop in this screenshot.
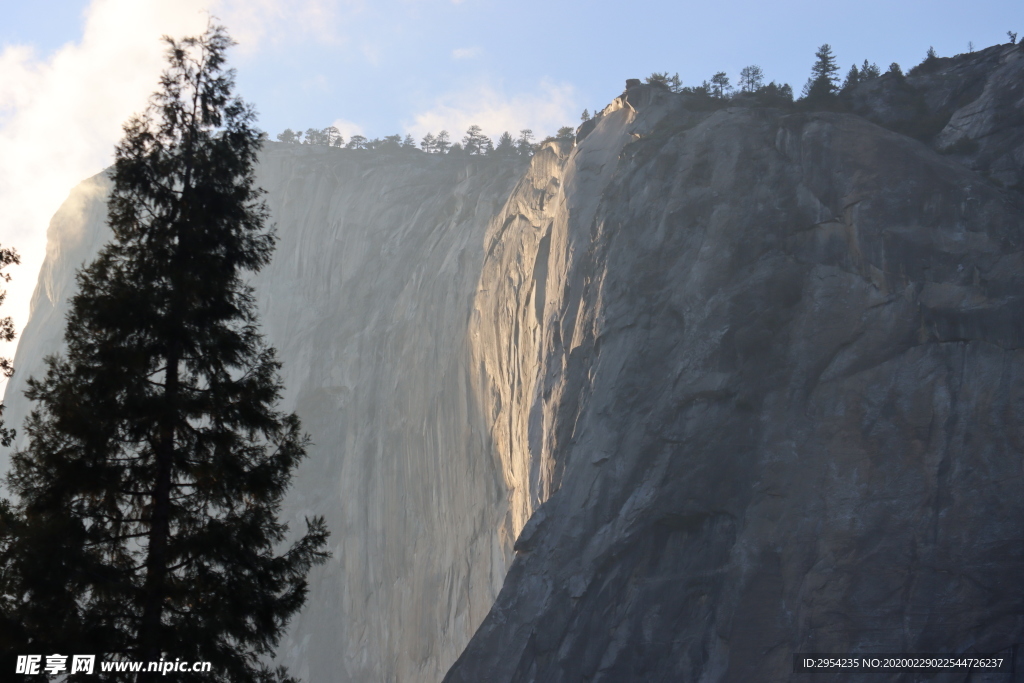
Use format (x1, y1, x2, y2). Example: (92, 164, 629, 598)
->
(844, 42, 1024, 190)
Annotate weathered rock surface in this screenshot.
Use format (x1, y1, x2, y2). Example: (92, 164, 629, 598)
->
(4, 146, 530, 683)
(844, 42, 1024, 190)
(446, 81, 1024, 682)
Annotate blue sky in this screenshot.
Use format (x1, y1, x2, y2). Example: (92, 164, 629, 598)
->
(0, 0, 1021, 366)
(4, 0, 1020, 140)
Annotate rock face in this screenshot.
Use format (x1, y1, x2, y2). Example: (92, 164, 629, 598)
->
(4, 146, 530, 683)
(447, 80, 1024, 680)
(6, 44, 1024, 683)
(844, 42, 1024, 190)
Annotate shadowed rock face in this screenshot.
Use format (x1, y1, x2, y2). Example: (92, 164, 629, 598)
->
(844, 42, 1024, 190)
(446, 83, 1024, 682)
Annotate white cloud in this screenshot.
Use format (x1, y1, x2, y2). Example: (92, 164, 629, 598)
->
(0, 0, 355, 378)
(0, 0, 210, 374)
(407, 80, 578, 144)
(451, 47, 481, 60)
(220, 0, 355, 54)
(330, 118, 365, 141)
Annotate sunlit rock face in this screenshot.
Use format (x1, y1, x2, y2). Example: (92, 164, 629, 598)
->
(4, 146, 529, 683)
(447, 81, 1024, 681)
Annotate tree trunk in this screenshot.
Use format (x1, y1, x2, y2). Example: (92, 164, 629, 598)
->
(136, 344, 178, 682)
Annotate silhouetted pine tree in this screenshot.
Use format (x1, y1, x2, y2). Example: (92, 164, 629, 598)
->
(420, 132, 437, 152)
(861, 60, 881, 78)
(710, 71, 731, 98)
(516, 129, 534, 156)
(738, 65, 764, 92)
(494, 131, 516, 156)
(1, 23, 327, 683)
(462, 125, 492, 155)
(842, 63, 861, 90)
(435, 130, 452, 154)
(802, 43, 841, 101)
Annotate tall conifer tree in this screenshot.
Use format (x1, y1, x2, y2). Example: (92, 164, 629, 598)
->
(1, 24, 327, 682)
(802, 43, 841, 101)
(494, 131, 516, 156)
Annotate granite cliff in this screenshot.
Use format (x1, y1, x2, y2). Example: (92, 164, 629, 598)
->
(4, 148, 528, 682)
(5, 42, 1024, 683)
(449, 42, 1024, 683)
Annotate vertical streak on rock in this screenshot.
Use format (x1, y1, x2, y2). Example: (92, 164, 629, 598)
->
(469, 94, 646, 547)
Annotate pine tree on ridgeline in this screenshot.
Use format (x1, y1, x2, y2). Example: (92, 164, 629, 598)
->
(420, 132, 437, 153)
(798, 43, 839, 104)
(0, 23, 328, 683)
(435, 130, 452, 154)
(710, 71, 731, 98)
(462, 125, 492, 155)
(494, 131, 516, 156)
(842, 63, 861, 90)
(738, 65, 764, 92)
(275, 128, 300, 144)
(516, 129, 534, 156)
(802, 43, 841, 101)
(324, 125, 343, 147)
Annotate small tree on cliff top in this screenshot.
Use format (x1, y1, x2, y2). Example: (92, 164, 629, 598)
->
(435, 130, 451, 154)
(494, 131, 516, 156)
(738, 65, 764, 93)
(462, 125, 492, 154)
(516, 129, 534, 156)
(1, 23, 328, 682)
(710, 71, 731, 98)
(802, 43, 840, 100)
